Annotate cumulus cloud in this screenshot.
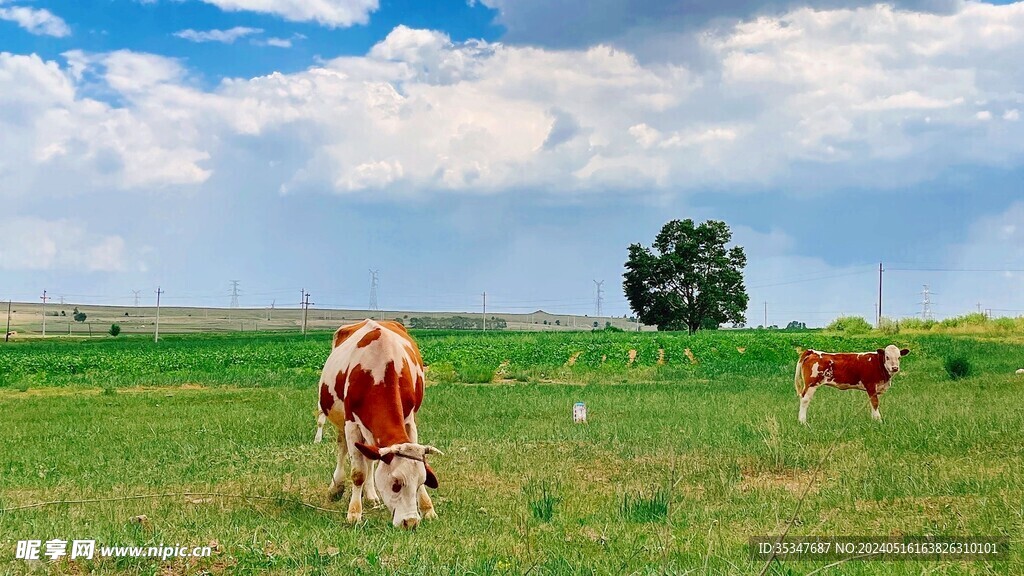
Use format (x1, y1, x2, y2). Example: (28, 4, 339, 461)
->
(0, 217, 127, 272)
(193, 0, 378, 27)
(2, 3, 1024, 198)
(0, 5, 71, 37)
(174, 27, 262, 44)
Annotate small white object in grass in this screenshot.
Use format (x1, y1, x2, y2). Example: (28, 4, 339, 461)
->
(1016, 369, 1024, 375)
(573, 402, 587, 423)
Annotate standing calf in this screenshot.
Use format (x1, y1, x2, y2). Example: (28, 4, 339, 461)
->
(795, 345, 909, 423)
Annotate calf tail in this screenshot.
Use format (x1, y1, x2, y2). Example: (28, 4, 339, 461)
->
(314, 409, 327, 444)
(794, 353, 807, 397)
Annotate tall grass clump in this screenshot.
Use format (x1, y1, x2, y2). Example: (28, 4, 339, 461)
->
(944, 355, 973, 380)
(457, 364, 495, 384)
(524, 481, 560, 522)
(826, 316, 872, 335)
(620, 487, 670, 522)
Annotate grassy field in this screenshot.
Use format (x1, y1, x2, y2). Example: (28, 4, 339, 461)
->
(1, 330, 1022, 574)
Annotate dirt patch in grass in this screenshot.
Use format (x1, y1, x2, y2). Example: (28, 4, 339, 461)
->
(738, 467, 823, 495)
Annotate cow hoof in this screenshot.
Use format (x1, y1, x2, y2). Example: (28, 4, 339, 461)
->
(328, 485, 345, 502)
(347, 512, 362, 523)
(423, 508, 438, 520)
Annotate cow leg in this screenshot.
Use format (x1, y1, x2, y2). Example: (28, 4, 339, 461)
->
(344, 421, 368, 523)
(798, 385, 817, 425)
(327, 430, 347, 501)
(869, 394, 882, 421)
(405, 418, 437, 519)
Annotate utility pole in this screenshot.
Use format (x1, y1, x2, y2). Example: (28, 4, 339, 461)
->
(763, 301, 767, 328)
(5, 300, 11, 342)
(154, 287, 163, 343)
(593, 280, 604, 318)
(369, 269, 379, 312)
(877, 262, 883, 327)
(230, 280, 240, 308)
(482, 292, 487, 331)
(40, 290, 49, 337)
(976, 302, 982, 314)
(301, 291, 312, 335)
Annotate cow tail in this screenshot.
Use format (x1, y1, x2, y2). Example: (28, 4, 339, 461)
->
(794, 352, 807, 397)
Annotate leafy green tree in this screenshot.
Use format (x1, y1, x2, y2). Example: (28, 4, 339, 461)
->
(109, 324, 121, 337)
(623, 219, 748, 333)
(786, 321, 807, 330)
(73, 307, 87, 323)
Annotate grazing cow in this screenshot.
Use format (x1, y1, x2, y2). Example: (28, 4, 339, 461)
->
(317, 319, 441, 529)
(794, 345, 909, 424)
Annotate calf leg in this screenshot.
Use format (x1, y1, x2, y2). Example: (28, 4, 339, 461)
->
(798, 385, 817, 425)
(344, 421, 369, 523)
(406, 418, 437, 519)
(869, 394, 882, 421)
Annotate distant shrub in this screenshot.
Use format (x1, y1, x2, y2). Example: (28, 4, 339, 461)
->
(944, 356, 972, 380)
(457, 364, 494, 384)
(826, 316, 872, 334)
(785, 321, 807, 331)
(877, 317, 900, 335)
(899, 318, 936, 331)
(109, 324, 121, 337)
(427, 361, 456, 384)
(992, 317, 1017, 332)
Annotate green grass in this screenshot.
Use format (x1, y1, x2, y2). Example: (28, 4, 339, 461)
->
(0, 330, 1022, 574)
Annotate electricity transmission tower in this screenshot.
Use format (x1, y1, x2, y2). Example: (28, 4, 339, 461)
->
(132, 290, 141, 307)
(230, 280, 241, 308)
(593, 280, 604, 318)
(368, 269, 379, 311)
(920, 285, 934, 321)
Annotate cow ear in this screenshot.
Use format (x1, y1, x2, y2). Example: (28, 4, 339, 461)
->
(877, 348, 885, 355)
(424, 463, 439, 490)
(355, 442, 382, 461)
(900, 348, 909, 356)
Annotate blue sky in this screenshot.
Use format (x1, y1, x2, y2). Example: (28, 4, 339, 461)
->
(2, 0, 1023, 325)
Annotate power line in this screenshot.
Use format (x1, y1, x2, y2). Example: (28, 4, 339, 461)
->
(889, 267, 1024, 273)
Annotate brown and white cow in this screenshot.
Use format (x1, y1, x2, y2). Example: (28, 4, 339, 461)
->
(316, 319, 441, 529)
(794, 345, 909, 424)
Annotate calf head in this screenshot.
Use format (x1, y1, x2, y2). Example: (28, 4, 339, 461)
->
(878, 344, 910, 375)
(355, 442, 441, 529)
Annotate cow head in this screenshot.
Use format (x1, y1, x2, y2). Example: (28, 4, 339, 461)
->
(355, 442, 441, 529)
(877, 345, 910, 375)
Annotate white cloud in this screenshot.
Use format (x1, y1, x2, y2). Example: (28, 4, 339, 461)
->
(195, 0, 379, 27)
(2, 3, 1024, 198)
(174, 27, 262, 44)
(0, 5, 70, 37)
(0, 218, 127, 272)
(1005, 109, 1020, 121)
(263, 37, 292, 48)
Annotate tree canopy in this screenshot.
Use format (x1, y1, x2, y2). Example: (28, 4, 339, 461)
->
(623, 219, 749, 333)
